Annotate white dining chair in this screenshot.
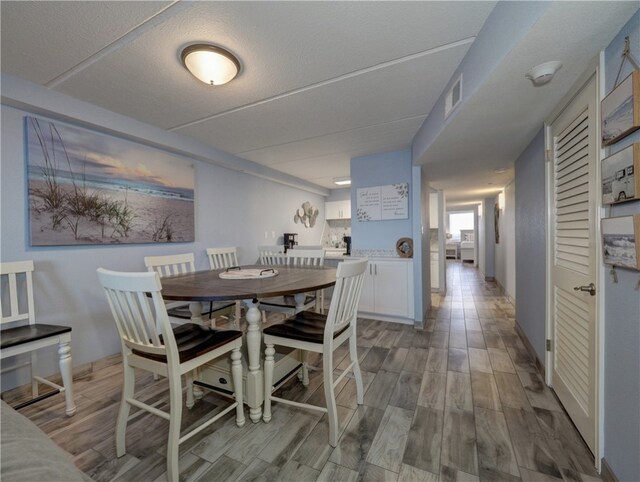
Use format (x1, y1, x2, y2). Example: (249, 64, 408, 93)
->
(206, 247, 243, 326)
(144, 253, 234, 326)
(0, 260, 76, 416)
(257, 245, 287, 265)
(97, 268, 244, 482)
(262, 259, 367, 446)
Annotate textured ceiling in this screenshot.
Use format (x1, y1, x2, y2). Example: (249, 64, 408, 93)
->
(0, 1, 495, 189)
(1, 1, 636, 198)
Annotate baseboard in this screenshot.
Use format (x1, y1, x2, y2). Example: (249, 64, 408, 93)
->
(514, 321, 546, 378)
(600, 458, 619, 482)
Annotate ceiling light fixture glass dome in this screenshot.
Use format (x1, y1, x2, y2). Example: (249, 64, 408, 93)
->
(181, 44, 240, 86)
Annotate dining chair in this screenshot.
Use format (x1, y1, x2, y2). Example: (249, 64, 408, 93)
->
(260, 249, 325, 317)
(206, 247, 243, 326)
(144, 253, 234, 326)
(97, 268, 245, 482)
(257, 245, 287, 265)
(0, 260, 76, 416)
(262, 259, 367, 446)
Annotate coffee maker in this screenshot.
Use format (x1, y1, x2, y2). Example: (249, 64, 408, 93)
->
(283, 233, 298, 252)
(343, 236, 352, 256)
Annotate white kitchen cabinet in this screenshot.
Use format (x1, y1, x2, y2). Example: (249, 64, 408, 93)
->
(325, 200, 351, 220)
(357, 259, 414, 322)
(430, 253, 439, 290)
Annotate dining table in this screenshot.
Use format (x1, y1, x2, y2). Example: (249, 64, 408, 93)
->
(159, 264, 337, 423)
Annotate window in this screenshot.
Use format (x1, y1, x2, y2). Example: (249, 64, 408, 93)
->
(448, 212, 474, 241)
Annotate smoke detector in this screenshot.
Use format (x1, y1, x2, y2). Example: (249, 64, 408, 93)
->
(525, 61, 562, 86)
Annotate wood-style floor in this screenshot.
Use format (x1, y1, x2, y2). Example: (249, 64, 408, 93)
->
(4, 261, 600, 482)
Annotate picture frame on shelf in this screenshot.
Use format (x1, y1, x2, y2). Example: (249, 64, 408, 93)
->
(601, 214, 640, 271)
(601, 70, 640, 146)
(601, 144, 639, 204)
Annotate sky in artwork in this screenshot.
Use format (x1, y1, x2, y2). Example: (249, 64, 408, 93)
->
(26, 116, 194, 192)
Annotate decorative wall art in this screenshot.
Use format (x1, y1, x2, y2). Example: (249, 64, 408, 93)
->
(293, 201, 319, 228)
(356, 183, 409, 222)
(494, 202, 500, 244)
(26, 116, 195, 246)
(395, 237, 413, 258)
(601, 214, 640, 270)
(601, 143, 640, 204)
(601, 70, 640, 146)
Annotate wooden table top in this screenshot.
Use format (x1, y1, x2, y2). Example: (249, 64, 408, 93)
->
(159, 265, 337, 302)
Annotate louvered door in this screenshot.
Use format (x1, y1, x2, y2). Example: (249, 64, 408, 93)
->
(550, 76, 597, 454)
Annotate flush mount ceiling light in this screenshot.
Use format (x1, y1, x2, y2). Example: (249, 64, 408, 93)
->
(333, 177, 351, 186)
(525, 61, 562, 87)
(181, 44, 240, 86)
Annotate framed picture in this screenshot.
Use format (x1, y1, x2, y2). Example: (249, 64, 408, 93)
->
(601, 214, 640, 270)
(601, 70, 640, 146)
(494, 202, 500, 244)
(27, 116, 195, 246)
(601, 144, 639, 204)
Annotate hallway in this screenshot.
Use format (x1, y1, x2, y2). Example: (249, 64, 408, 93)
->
(6, 261, 600, 481)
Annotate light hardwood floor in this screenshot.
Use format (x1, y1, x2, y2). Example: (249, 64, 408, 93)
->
(3, 261, 600, 482)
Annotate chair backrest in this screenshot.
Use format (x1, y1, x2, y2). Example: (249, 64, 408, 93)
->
(287, 249, 325, 267)
(206, 247, 239, 270)
(258, 245, 287, 265)
(144, 253, 195, 278)
(97, 268, 178, 363)
(0, 261, 35, 327)
(324, 260, 368, 343)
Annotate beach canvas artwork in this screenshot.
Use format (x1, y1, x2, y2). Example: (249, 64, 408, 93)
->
(27, 116, 195, 246)
(601, 214, 640, 270)
(601, 70, 640, 146)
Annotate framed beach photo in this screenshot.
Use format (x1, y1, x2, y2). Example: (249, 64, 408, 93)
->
(601, 70, 640, 146)
(601, 143, 640, 204)
(26, 116, 195, 246)
(601, 214, 640, 270)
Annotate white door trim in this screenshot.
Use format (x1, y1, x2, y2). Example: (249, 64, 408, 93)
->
(544, 58, 602, 470)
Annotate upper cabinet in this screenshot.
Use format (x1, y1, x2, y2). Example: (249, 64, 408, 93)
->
(325, 200, 351, 220)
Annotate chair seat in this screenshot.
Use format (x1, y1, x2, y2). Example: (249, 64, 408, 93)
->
(1, 324, 72, 349)
(261, 294, 316, 309)
(263, 310, 347, 344)
(133, 324, 242, 363)
(167, 301, 235, 320)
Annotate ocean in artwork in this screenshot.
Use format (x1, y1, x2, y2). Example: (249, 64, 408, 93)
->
(27, 116, 195, 246)
(603, 234, 636, 268)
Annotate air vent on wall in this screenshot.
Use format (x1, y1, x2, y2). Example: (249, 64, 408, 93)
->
(445, 74, 462, 118)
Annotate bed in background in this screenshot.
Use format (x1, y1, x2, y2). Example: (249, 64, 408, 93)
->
(460, 229, 475, 263)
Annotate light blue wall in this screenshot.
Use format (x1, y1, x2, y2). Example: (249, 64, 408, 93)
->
(326, 188, 351, 202)
(601, 10, 640, 481)
(350, 150, 413, 250)
(412, 1, 550, 162)
(514, 128, 546, 362)
(0, 84, 326, 389)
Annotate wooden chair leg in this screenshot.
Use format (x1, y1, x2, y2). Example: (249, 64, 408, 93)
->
(31, 351, 39, 398)
(116, 360, 135, 457)
(301, 350, 309, 386)
(167, 372, 183, 482)
(58, 340, 76, 416)
(263, 344, 275, 423)
(349, 334, 364, 405)
(322, 351, 338, 447)
(234, 301, 242, 328)
(230, 348, 245, 427)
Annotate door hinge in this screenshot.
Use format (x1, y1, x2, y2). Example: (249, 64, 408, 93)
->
(545, 149, 553, 163)
(546, 339, 552, 352)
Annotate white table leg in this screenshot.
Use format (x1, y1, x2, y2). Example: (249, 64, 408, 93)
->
(188, 301, 204, 324)
(244, 299, 263, 423)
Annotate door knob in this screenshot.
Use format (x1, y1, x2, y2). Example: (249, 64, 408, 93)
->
(573, 283, 596, 296)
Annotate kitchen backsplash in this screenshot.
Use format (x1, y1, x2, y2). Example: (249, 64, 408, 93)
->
(321, 219, 351, 248)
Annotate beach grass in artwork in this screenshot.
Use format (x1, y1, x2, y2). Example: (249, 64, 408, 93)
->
(26, 116, 194, 246)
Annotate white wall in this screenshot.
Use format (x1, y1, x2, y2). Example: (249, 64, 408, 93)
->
(495, 182, 516, 300)
(1, 99, 325, 389)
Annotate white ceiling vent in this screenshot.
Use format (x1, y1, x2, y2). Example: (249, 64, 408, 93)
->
(445, 74, 463, 118)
